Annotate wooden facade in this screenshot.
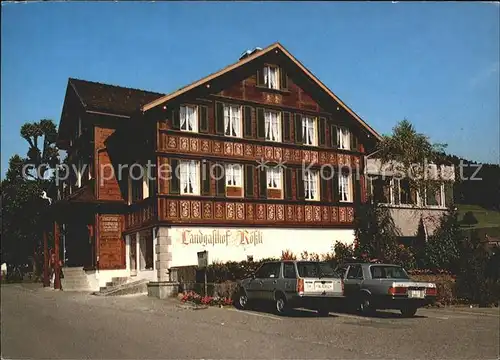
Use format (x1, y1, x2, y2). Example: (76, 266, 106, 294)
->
(56, 43, 380, 270)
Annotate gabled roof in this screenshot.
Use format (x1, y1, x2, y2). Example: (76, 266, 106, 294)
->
(69, 78, 164, 116)
(141, 42, 381, 140)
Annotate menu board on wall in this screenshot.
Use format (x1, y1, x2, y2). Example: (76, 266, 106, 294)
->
(99, 215, 122, 239)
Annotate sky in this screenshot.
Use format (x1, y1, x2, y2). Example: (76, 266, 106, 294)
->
(1, 2, 499, 177)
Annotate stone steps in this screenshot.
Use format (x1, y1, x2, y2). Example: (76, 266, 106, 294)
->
(94, 279, 148, 297)
(61, 267, 90, 291)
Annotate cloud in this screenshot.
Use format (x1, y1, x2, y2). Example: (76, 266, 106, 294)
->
(469, 61, 500, 88)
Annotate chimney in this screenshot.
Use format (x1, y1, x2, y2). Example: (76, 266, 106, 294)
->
(239, 47, 263, 61)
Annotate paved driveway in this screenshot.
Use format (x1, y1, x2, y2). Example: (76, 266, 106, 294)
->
(1, 284, 499, 359)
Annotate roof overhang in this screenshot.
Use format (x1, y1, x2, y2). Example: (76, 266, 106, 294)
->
(141, 42, 382, 141)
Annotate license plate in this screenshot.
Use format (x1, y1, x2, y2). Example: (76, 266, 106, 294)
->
(314, 282, 333, 291)
(408, 290, 425, 298)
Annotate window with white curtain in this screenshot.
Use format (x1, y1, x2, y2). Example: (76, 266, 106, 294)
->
(265, 110, 281, 142)
(264, 66, 280, 89)
(337, 127, 350, 150)
(304, 170, 319, 200)
(180, 160, 199, 195)
(225, 164, 243, 187)
(223, 105, 242, 137)
(267, 167, 282, 189)
(302, 116, 316, 145)
(180, 105, 198, 132)
(339, 173, 351, 202)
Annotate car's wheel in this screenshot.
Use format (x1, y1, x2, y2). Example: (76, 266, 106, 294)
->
(359, 293, 375, 316)
(274, 293, 289, 315)
(235, 289, 249, 310)
(400, 306, 418, 317)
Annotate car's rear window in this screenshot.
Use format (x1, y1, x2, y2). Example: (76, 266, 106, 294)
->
(370, 265, 409, 279)
(296, 262, 340, 278)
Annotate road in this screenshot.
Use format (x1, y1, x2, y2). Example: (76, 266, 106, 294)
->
(1, 284, 499, 359)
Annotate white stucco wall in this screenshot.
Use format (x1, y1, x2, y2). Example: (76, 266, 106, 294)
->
(167, 227, 355, 267)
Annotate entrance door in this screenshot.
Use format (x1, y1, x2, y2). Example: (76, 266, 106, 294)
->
(130, 236, 137, 276)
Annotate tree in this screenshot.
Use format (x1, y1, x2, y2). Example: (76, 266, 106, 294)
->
(422, 210, 463, 273)
(376, 119, 448, 199)
(1, 156, 48, 277)
(353, 199, 417, 268)
(1, 119, 61, 279)
(20, 119, 59, 182)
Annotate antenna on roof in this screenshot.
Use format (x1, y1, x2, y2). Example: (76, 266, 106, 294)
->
(239, 47, 263, 61)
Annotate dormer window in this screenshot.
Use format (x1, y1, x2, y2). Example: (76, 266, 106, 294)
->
(337, 126, 350, 150)
(180, 105, 198, 132)
(264, 65, 280, 89)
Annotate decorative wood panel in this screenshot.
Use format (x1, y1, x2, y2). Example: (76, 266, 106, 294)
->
(158, 133, 360, 167)
(97, 150, 122, 201)
(158, 156, 169, 194)
(98, 214, 125, 269)
(125, 202, 156, 229)
(158, 198, 355, 226)
(218, 74, 320, 112)
(94, 127, 116, 149)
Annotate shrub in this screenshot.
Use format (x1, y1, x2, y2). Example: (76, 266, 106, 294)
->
(410, 273, 456, 305)
(180, 290, 233, 306)
(461, 211, 478, 227)
(281, 250, 296, 260)
(455, 232, 500, 306)
(333, 241, 355, 265)
(421, 210, 463, 273)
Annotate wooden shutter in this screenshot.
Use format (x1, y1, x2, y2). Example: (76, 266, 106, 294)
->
(296, 168, 305, 200)
(280, 68, 288, 90)
(170, 158, 180, 194)
(283, 112, 291, 142)
(256, 69, 265, 86)
(331, 170, 339, 202)
(319, 117, 326, 147)
(171, 107, 180, 130)
(320, 166, 331, 202)
(243, 106, 253, 138)
(284, 168, 293, 200)
(350, 131, 358, 151)
(256, 108, 265, 139)
(294, 114, 303, 144)
(259, 167, 267, 199)
(201, 161, 211, 195)
(199, 105, 208, 133)
(215, 102, 224, 135)
(353, 173, 361, 205)
(245, 164, 255, 197)
(215, 163, 225, 196)
(331, 125, 338, 148)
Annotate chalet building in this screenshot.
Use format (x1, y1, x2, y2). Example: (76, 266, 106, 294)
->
(54, 42, 385, 292)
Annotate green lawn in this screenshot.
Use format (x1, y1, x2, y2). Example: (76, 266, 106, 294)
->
(457, 204, 500, 229)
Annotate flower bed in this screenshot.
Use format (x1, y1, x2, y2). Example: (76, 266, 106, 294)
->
(180, 290, 233, 307)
